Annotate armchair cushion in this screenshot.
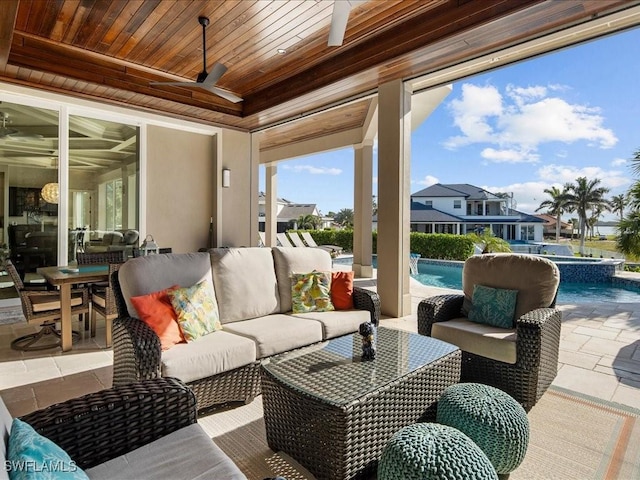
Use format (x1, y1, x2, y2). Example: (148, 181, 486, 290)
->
(291, 271, 334, 313)
(467, 284, 518, 329)
(462, 254, 559, 320)
(432, 318, 517, 364)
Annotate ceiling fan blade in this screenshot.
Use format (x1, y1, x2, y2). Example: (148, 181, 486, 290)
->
(328, 1, 352, 46)
(207, 86, 243, 104)
(202, 62, 228, 86)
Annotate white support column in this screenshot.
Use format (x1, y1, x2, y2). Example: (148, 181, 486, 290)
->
(353, 142, 373, 278)
(250, 134, 260, 246)
(377, 79, 412, 318)
(265, 164, 278, 247)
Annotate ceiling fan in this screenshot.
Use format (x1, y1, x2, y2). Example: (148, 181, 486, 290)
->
(328, 0, 365, 47)
(0, 112, 44, 141)
(150, 16, 242, 104)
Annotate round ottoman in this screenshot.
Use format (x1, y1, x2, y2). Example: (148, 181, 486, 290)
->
(378, 423, 498, 480)
(437, 383, 530, 475)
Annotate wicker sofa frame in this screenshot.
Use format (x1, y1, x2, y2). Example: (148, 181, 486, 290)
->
(111, 268, 381, 411)
(19, 378, 196, 470)
(417, 293, 561, 412)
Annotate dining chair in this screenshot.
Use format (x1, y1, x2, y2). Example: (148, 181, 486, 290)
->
(5, 260, 90, 351)
(90, 261, 126, 348)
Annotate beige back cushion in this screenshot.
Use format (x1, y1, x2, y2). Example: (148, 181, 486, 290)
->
(118, 252, 213, 318)
(463, 253, 560, 320)
(272, 247, 333, 313)
(209, 247, 280, 323)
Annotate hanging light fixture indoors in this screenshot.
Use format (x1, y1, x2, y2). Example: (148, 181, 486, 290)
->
(41, 182, 59, 204)
(41, 157, 59, 204)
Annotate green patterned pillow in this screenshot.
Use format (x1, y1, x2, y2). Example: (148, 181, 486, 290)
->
(168, 280, 221, 341)
(291, 271, 335, 313)
(468, 284, 518, 329)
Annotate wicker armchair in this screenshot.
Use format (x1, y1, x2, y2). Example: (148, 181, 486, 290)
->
(417, 253, 562, 411)
(19, 378, 196, 470)
(5, 260, 90, 351)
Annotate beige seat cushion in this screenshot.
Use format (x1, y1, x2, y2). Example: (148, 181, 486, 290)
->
(209, 247, 280, 323)
(86, 424, 247, 480)
(432, 318, 517, 364)
(92, 292, 106, 308)
(161, 331, 256, 384)
(223, 314, 323, 358)
(291, 310, 370, 340)
(271, 247, 332, 313)
(30, 293, 83, 312)
(463, 253, 560, 320)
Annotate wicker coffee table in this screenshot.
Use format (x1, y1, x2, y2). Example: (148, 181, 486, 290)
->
(260, 327, 461, 480)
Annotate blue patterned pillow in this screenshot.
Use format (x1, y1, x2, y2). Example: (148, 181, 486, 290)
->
(7, 418, 89, 480)
(467, 284, 518, 328)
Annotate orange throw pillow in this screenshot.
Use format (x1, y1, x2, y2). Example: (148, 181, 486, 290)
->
(331, 271, 354, 310)
(131, 286, 185, 350)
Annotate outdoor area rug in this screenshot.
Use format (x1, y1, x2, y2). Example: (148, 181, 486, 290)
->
(0, 306, 25, 325)
(197, 386, 640, 480)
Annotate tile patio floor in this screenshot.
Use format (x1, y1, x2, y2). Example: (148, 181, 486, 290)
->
(0, 275, 639, 417)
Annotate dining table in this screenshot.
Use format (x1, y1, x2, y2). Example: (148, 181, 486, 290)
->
(36, 264, 109, 351)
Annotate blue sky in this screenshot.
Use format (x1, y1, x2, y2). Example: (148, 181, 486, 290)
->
(260, 27, 640, 221)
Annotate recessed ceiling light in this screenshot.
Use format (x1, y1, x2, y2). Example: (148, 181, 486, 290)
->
(277, 48, 287, 55)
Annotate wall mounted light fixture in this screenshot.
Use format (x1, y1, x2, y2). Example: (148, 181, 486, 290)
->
(222, 168, 231, 188)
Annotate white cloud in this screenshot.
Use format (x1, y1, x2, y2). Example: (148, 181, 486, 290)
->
(611, 158, 627, 167)
(443, 82, 618, 162)
(536, 164, 629, 189)
(484, 181, 551, 215)
(281, 164, 342, 175)
(480, 148, 539, 163)
(416, 175, 439, 186)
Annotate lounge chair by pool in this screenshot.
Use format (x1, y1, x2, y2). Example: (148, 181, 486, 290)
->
(301, 231, 342, 255)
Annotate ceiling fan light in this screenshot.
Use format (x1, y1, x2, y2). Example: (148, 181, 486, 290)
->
(41, 183, 59, 204)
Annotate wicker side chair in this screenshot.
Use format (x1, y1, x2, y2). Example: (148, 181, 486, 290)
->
(90, 261, 125, 347)
(5, 260, 90, 351)
(417, 253, 562, 411)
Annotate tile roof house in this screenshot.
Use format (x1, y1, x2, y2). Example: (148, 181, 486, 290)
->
(258, 192, 332, 232)
(375, 183, 544, 242)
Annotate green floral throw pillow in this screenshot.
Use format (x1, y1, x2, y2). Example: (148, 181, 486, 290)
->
(467, 284, 518, 329)
(291, 271, 335, 313)
(169, 280, 221, 341)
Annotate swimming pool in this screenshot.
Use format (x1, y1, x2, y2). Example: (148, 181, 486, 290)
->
(413, 262, 640, 304)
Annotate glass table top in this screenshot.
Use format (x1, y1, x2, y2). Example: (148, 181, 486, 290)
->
(262, 327, 459, 406)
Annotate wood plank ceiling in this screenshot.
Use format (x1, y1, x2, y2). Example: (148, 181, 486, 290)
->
(0, 0, 638, 140)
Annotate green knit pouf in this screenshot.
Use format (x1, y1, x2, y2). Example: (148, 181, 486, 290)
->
(378, 423, 498, 480)
(437, 383, 530, 475)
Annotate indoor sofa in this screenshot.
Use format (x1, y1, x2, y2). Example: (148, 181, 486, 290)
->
(1, 378, 246, 480)
(112, 247, 380, 411)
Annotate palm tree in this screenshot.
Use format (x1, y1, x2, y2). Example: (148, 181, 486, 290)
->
(535, 186, 569, 242)
(334, 208, 354, 228)
(466, 230, 512, 254)
(296, 214, 320, 230)
(616, 211, 640, 260)
(562, 177, 611, 254)
(610, 193, 627, 221)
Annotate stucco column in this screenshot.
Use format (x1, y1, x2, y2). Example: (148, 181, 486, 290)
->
(265, 164, 277, 247)
(377, 79, 411, 318)
(353, 142, 374, 278)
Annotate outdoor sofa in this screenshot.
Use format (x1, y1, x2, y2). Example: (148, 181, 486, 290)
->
(112, 247, 380, 411)
(1, 378, 246, 480)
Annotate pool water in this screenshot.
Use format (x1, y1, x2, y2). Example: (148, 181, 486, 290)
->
(413, 263, 640, 304)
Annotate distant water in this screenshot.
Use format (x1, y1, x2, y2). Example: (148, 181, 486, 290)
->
(596, 226, 617, 236)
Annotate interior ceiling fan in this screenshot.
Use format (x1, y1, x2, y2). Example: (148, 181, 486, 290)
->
(0, 112, 44, 141)
(150, 16, 243, 104)
(328, 0, 365, 47)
